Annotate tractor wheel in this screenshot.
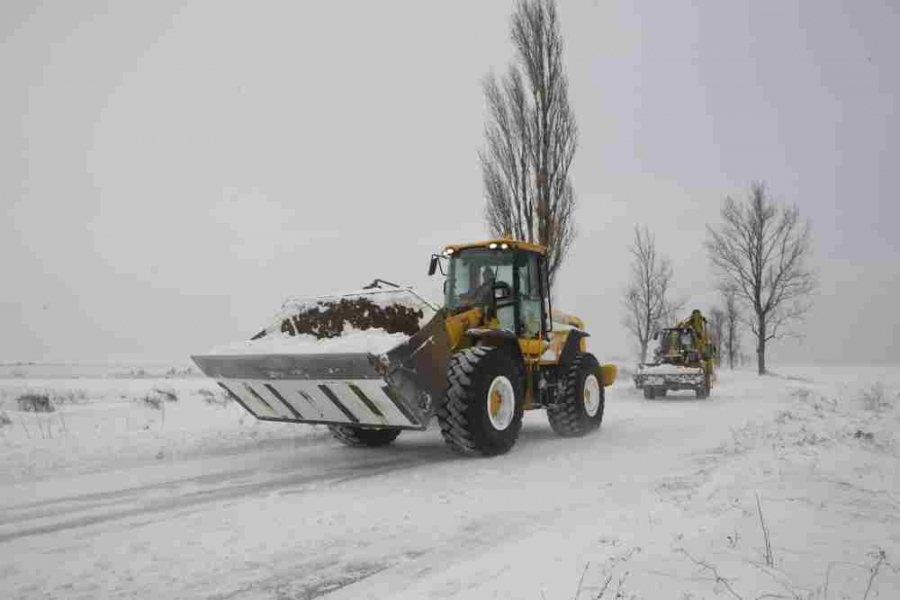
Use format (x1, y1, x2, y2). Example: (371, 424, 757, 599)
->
(328, 425, 401, 447)
(437, 346, 524, 456)
(695, 371, 711, 399)
(547, 353, 605, 437)
(643, 386, 656, 400)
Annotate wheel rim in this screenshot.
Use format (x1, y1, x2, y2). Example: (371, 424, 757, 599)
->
(584, 374, 601, 416)
(486, 375, 516, 431)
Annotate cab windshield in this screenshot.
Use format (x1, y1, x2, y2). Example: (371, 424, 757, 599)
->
(660, 329, 694, 354)
(444, 248, 514, 310)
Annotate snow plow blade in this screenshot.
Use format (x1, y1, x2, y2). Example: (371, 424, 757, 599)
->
(191, 305, 451, 431)
(633, 364, 704, 389)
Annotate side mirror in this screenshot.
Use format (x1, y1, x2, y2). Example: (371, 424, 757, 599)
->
(652, 330, 660, 341)
(493, 283, 512, 300)
(428, 255, 438, 276)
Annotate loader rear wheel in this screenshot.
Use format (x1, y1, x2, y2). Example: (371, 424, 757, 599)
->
(328, 425, 401, 447)
(437, 346, 524, 456)
(643, 386, 655, 400)
(547, 353, 605, 437)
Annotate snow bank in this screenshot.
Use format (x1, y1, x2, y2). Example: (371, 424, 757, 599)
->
(0, 376, 325, 480)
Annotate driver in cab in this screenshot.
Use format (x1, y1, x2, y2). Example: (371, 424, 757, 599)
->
(462, 266, 496, 307)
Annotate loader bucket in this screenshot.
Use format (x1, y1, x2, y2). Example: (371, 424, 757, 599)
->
(191, 287, 451, 431)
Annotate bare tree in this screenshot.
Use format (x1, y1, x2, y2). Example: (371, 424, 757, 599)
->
(481, 0, 577, 288)
(706, 183, 816, 374)
(720, 285, 742, 370)
(659, 295, 686, 329)
(623, 226, 680, 363)
(708, 307, 725, 367)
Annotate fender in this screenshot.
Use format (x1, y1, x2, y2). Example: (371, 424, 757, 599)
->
(466, 329, 526, 371)
(557, 329, 590, 369)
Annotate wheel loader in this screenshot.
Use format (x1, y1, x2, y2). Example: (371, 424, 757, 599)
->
(191, 238, 617, 456)
(632, 309, 717, 399)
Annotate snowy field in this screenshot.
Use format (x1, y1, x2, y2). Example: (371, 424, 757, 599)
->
(1, 363, 898, 599)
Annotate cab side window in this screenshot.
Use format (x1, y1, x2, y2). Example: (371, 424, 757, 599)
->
(494, 263, 516, 332)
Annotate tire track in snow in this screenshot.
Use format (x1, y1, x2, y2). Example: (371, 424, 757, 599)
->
(212, 513, 539, 600)
(0, 449, 454, 544)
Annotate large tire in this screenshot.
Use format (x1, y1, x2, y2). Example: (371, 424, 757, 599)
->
(695, 371, 711, 399)
(328, 425, 401, 447)
(437, 346, 524, 456)
(643, 386, 655, 400)
(547, 353, 605, 437)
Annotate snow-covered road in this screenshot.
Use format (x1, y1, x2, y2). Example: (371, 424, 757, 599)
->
(1, 367, 898, 599)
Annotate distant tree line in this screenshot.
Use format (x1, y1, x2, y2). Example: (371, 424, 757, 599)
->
(621, 183, 816, 375)
(480, 1, 817, 375)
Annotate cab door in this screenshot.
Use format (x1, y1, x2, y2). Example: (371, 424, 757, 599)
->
(516, 252, 547, 359)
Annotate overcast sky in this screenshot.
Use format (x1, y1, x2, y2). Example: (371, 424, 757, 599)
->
(2, 0, 898, 366)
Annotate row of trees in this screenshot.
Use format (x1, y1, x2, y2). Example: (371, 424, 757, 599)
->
(622, 183, 816, 374)
(480, 0, 576, 289)
(478, 0, 816, 375)
(621, 226, 746, 370)
(707, 287, 742, 370)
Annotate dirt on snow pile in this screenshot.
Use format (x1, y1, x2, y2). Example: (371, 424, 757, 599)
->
(278, 295, 425, 339)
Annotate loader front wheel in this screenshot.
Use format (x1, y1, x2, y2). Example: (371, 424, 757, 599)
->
(695, 371, 711, 399)
(328, 425, 401, 447)
(547, 353, 605, 437)
(437, 346, 524, 456)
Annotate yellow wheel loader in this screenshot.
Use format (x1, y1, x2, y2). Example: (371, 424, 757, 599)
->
(633, 309, 717, 400)
(191, 238, 617, 456)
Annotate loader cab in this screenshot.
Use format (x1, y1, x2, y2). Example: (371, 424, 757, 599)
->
(435, 240, 550, 340)
(657, 327, 701, 363)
